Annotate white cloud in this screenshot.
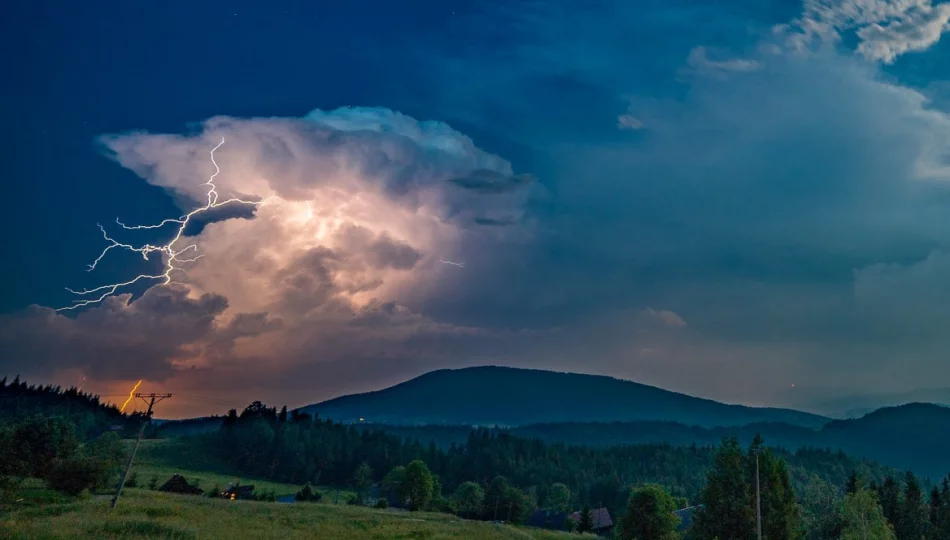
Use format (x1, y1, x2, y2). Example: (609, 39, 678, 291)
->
(643, 308, 688, 328)
(782, 0, 950, 63)
(617, 114, 644, 130)
(4, 107, 536, 395)
(682, 46, 761, 78)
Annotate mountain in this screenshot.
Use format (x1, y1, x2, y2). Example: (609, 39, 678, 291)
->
(299, 366, 829, 429)
(801, 388, 950, 418)
(356, 403, 950, 478)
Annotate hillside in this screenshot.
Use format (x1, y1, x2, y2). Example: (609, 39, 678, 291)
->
(0, 487, 584, 540)
(361, 403, 950, 479)
(300, 366, 829, 429)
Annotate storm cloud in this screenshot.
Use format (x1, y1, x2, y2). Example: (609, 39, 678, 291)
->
(6, 0, 950, 416)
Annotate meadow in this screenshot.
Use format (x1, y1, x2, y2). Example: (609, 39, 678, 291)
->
(1, 487, 588, 540)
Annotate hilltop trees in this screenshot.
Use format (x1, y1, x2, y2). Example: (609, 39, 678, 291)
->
(618, 484, 680, 540)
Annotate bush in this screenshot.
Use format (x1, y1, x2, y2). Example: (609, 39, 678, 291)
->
(296, 482, 322, 502)
(125, 472, 138, 488)
(46, 456, 106, 496)
(148, 476, 158, 490)
(375, 498, 389, 509)
(209, 484, 221, 498)
(345, 493, 359, 505)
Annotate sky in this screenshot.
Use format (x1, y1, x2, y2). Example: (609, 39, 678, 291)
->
(4, 0, 950, 418)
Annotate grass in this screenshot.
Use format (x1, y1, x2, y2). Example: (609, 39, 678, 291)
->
(0, 488, 589, 540)
(130, 438, 353, 501)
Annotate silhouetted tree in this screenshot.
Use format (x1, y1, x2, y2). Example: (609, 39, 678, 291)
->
(618, 484, 680, 540)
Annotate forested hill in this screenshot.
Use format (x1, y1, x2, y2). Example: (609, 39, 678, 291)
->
(360, 402, 950, 479)
(0, 376, 140, 438)
(300, 366, 829, 429)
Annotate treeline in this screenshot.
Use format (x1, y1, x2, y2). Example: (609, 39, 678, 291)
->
(207, 401, 898, 520)
(0, 376, 140, 439)
(0, 415, 127, 501)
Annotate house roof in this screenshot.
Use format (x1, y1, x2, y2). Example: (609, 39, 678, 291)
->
(571, 507, 613, 530)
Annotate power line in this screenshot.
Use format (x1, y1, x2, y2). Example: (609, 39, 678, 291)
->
(110, 392, 172, 509)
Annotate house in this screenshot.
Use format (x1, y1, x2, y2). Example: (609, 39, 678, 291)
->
(571, 507, 613, 535)
(158, 474, 204, 496)
(527, 509, 570, 531)
(673, 504, 703, 532)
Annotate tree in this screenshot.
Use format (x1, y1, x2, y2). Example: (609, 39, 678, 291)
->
(453, 481, 485, 519)
(847, 470, 861, 495)
(381, 466, 407, 505)
(877, 476, 901, 530)
(692, 438, 754, 540)
(404, 460, 434, 511)
(352, 462, 373, 505)
(752, 444, 801, 540)
(896, 471, 928, 540)
(578, 504, 594, 533)
(840, 490, 896, 540)
(546, 483, 571, 512)
(46, 456, 106, 496)
(618, 484, 680, 540)
(800, 474, 843, 540)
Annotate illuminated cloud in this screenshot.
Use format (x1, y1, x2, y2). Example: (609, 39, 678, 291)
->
(2, 107, 536, 398)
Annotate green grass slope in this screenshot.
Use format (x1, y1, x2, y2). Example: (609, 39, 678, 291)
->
(1, 488, 588, 540)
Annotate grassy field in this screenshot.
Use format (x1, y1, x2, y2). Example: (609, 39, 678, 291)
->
(130, 438, 353, 500)
(1, 487, 589, 540)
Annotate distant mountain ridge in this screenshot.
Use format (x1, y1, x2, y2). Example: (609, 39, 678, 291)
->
(355, 402, 950, 479)
(299, 366, 829, 429)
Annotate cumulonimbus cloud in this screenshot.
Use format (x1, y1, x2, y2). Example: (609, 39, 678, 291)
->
(0, 107, 538, 393)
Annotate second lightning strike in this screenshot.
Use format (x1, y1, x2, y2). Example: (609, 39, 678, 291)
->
(59, 138, 262, 311)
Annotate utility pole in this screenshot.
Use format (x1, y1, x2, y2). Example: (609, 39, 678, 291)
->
(111, 392, 172, 508)
(753, 447, 762, 540)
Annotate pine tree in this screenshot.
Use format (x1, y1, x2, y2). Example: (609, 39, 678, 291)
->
(897, 471, 928, 540)
(692, 437, 754, 540)
(847, 470, 860, 495)
(878, 476, 901, 531)
(578, 504, 594, 533)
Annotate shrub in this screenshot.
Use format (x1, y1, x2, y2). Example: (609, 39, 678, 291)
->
(345, 493, 359, 505)
(125, 472, 138, 488)
(296, 482, 322, 502)
(148, 476, 158, 490)
(375, 498, 389, 509)
(46, 456, 106, 496)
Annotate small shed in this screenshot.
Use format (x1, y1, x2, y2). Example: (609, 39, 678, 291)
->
(158, 474, 204, 495)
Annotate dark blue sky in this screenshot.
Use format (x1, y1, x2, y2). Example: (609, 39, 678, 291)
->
(5, 0, 950, 417)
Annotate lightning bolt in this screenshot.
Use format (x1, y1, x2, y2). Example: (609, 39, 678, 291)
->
(439, 259, 465, 268)
(120, 380, 142, 412)
(58, 138, 263, 311)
